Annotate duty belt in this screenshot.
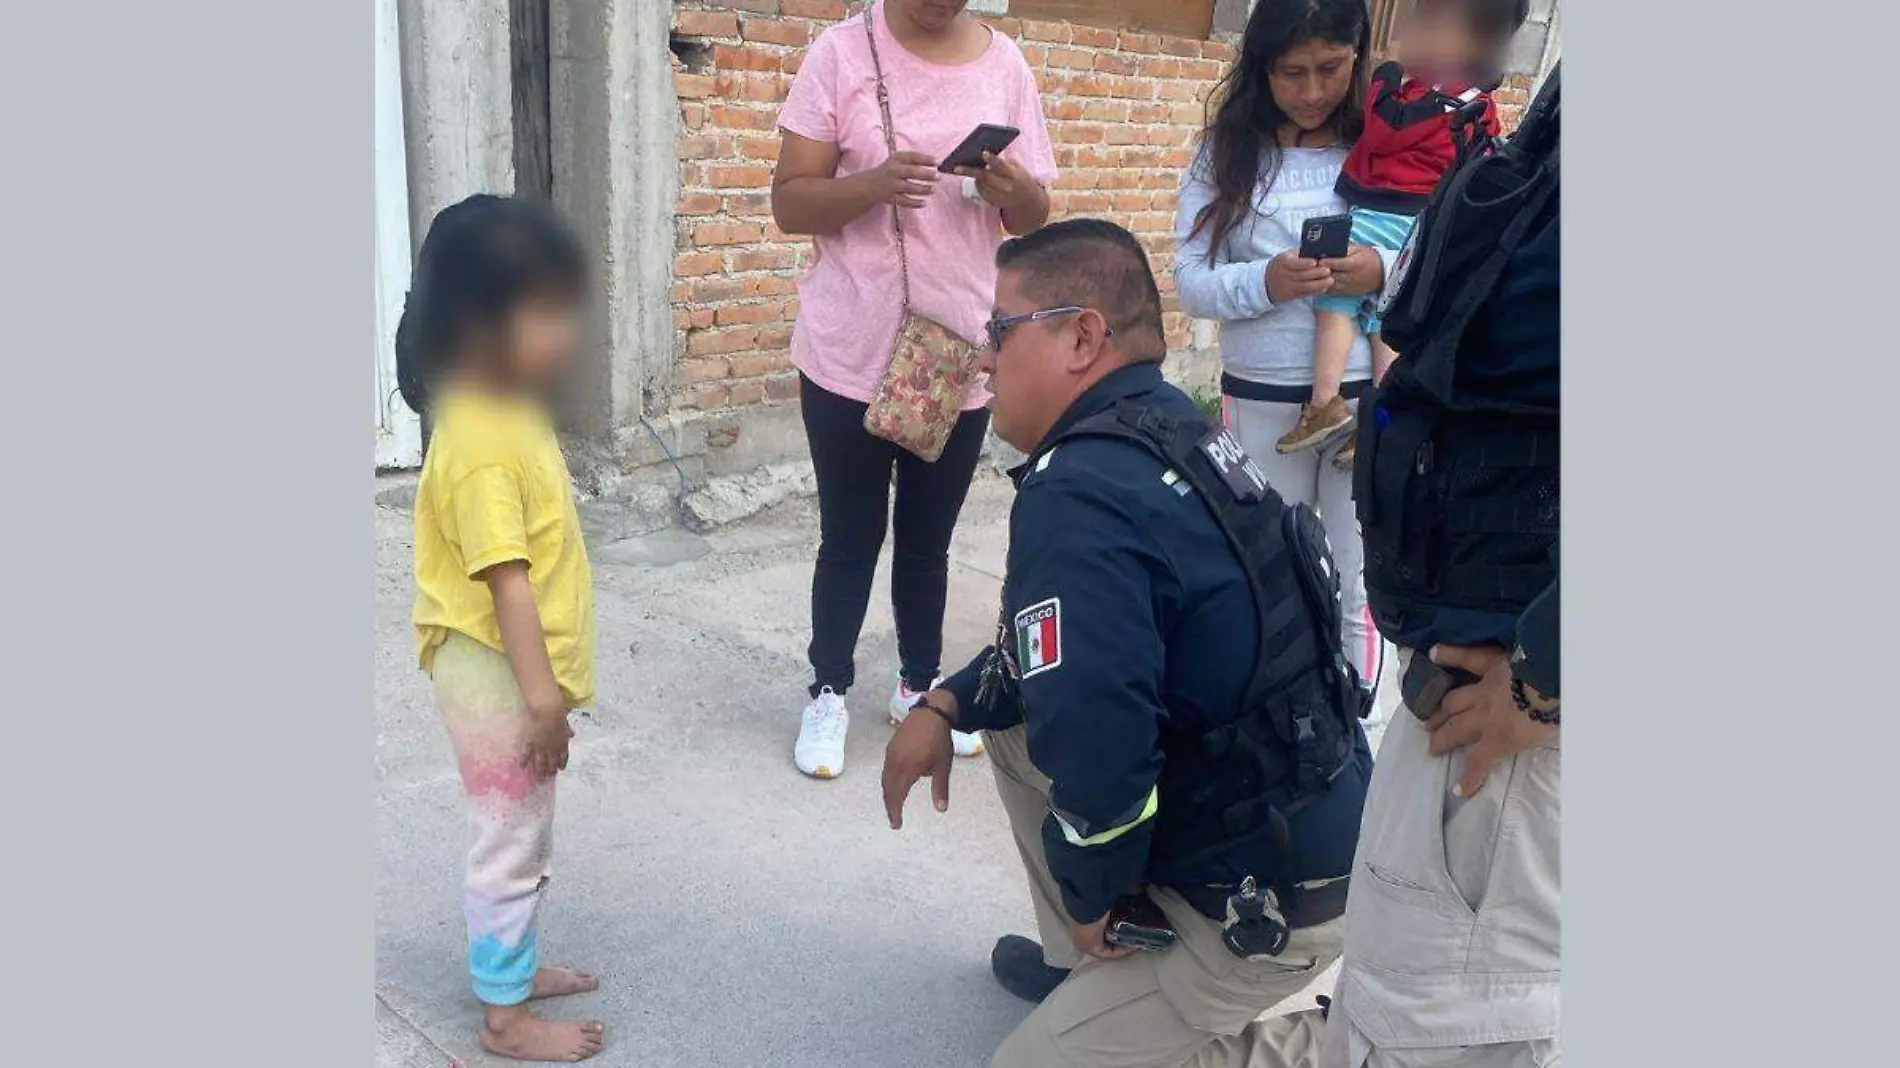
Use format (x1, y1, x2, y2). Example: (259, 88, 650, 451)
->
(1178, 875, 1351, 930)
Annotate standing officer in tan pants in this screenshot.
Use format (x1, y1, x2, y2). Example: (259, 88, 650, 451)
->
(1260, 63, 1565, 1068)
(882, 219, 1376, 1068)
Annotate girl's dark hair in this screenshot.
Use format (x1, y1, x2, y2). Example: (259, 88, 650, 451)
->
(394, 194, 588, 415)
(1187, 0, 1371, 260)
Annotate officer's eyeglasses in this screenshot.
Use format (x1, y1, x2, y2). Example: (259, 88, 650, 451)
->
(984, 307, 1113, 352)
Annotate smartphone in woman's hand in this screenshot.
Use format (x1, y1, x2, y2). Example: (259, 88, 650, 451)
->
(1299, 213, 1353, 261)
(938, 124, 1021, 173)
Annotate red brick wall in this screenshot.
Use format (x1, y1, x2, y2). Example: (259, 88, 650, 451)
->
(667, 1, 1529, 415)
(667, 1, 1231, 413)
(1490, 72, 1536, 132)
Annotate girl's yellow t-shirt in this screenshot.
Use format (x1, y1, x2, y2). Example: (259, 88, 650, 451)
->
(412, 385, 595, 708)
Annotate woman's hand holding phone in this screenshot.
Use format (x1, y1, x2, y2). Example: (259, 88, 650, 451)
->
(1265, 250, 1334, 304)
(1322, 244, 1387, 297)
(865, 149, 940, 210)
(957, 151, 1037, 213)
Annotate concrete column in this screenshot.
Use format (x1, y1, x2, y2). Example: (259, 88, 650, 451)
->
(1508, 0, 1561, 77)
(1533, 0, 1561, 85)
(550, 0, 678, 443)
(397, 0, 515, 248)
(1212, 0, 1254, 38)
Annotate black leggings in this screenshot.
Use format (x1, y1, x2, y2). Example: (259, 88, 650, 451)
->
(800, 373, 990, 697)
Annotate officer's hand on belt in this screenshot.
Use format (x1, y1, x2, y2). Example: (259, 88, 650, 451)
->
(1071, 913, 1139, 963)
(1422, 644, 1559, 798)
(882, 689, 958, 830)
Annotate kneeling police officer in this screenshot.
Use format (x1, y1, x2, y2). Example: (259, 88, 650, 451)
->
(882, 219, 1373, 1068)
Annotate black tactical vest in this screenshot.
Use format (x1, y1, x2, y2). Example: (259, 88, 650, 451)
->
(1046, 399, 1370, 891)
(1355, 65, 1561, 650)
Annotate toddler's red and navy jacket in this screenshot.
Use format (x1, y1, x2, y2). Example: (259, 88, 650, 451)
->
(1337, 60, 1502, 215)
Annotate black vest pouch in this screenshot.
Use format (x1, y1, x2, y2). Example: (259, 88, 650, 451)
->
(1437, 421, 1560, 610)
(1360, 407, 1443, 613)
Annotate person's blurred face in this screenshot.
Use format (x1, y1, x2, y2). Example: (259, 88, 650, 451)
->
(1267, 38, 1358, 131)
(980, 269, 1083, 453)
(894, 0, 969, 35)
(505, 293, 583, 394)
(1398, 1, 1503, 83)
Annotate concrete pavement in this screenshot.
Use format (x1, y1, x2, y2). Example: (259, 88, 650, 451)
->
(374, 470, 1396, 1068)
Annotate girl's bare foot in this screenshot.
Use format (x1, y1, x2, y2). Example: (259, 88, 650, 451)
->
(480, 1003, 605, 1063)
(527, 966, 600, 1002)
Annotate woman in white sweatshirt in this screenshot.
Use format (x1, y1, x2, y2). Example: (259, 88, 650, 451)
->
(1174, 0, 1398, 704)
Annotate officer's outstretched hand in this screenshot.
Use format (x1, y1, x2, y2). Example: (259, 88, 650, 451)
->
(882, 690, 957, 830)
(1423, 644, 1559, 798)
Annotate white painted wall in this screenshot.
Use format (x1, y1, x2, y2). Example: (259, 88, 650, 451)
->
(375, 0, 422, 469)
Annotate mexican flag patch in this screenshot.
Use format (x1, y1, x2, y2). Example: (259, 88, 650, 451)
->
(1014, 598, 1062, 678)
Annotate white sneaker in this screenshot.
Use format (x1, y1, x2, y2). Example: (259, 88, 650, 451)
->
(795, 687, 849, 780)
(890, 676, 985, 758)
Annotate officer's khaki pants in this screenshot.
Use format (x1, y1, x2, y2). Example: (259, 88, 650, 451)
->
(1277, 651, 1562, 1068)
(986, 725, 1343, 1068)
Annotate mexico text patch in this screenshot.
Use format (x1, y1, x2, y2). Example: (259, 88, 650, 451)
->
(1013, 598, 1063, 678)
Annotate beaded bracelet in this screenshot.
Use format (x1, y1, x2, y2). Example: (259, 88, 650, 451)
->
(1511, 675, 1561, 726)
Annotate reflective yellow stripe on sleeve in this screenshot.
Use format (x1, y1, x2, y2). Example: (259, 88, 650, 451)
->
(1051, 786, 1160, 848)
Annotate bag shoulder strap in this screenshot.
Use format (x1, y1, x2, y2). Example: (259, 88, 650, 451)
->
(860, 4, 913, 310)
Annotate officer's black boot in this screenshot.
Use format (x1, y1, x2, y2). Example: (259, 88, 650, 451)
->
(990, 935, 1071, 1003)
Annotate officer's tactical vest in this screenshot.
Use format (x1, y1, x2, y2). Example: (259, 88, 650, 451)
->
(1355, 65, 1560, 650)
(1046, 400, 1370, 891)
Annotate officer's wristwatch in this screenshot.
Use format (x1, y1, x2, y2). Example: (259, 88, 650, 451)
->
(1509, 646, 1560, 725)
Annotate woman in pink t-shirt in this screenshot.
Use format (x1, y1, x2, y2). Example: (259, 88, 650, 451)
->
(772, 0, 1057, 780)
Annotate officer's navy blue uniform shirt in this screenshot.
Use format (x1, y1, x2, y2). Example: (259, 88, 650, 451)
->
(944, 362, 1373, 924)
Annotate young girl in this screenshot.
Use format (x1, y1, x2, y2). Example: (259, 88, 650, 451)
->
(400, 194, 605, 1063)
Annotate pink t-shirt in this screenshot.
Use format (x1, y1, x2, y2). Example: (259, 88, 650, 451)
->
(776, 3, 1058, 409)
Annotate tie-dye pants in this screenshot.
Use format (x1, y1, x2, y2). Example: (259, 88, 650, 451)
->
(431, 631, 557, 1006)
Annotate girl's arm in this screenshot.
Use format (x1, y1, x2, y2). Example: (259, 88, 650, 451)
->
(1172, 154, 1279, 323)
(451, 462, 570, 777)
(484, 561, 572, 778)
(485, 562, 564, 718)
